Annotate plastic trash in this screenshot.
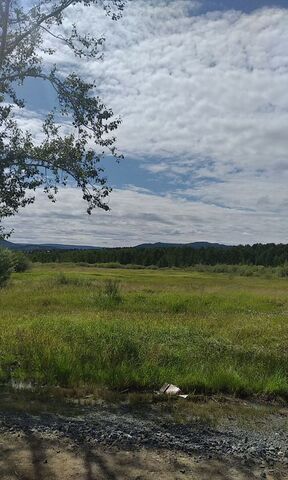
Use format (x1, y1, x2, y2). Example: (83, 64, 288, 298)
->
(159, 383, 182, 395)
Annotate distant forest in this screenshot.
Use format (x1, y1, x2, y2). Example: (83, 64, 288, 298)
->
(30, 243, 288, 267)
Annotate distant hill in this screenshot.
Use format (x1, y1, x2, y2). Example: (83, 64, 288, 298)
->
(0, 240, 229, 252)
(135, 241, 228, 249)
(0, 240, 101, 251)
(0, 240, 15, 249)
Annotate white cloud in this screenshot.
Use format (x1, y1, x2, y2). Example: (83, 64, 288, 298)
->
(54, 1, 288, 173)
(39, 3, 288, 159)
(43, 1, 288, 178)
(7, 1, 288, 244)
(5, 186, 288, 246)
(178, 169, 288, 213)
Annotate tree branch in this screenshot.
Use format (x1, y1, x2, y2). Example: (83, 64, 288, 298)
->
(0, 0, 11, 68)
(5, 0, 74, 56)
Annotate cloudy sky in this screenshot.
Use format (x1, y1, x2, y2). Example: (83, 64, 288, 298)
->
(5, 0, 288, 246)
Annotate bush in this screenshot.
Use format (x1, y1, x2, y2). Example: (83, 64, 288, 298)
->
(277, 262, 288, 278)
(0, 248, 14, 288)
(55, 272, 70, 285)
(103, 279, 121, 297)
(13, 252, 31, 272)
(102, 279, 122, 301)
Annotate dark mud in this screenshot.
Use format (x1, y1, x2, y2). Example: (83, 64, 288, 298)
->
(1, 387, 288, 468)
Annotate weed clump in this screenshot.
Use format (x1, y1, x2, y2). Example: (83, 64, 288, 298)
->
(102, 279, 122, 302)
(87, 279, 122, 309)
(55, 272, 93, 287)
(55, 272, 70, 285)
(276, 263, 288, 278)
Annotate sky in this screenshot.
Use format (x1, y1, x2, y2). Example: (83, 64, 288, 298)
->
(5, 0, 288, 246)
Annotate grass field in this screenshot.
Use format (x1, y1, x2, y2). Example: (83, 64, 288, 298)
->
(0, 263, 288, 397)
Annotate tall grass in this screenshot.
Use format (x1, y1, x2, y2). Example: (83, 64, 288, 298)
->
(0, 264, 287, 397)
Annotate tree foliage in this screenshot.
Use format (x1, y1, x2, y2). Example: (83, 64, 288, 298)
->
(0, 0, 125, 237)
(12, 250, 31, 272)
(0, 247, 14, 286)
(29, 243, 288, 268)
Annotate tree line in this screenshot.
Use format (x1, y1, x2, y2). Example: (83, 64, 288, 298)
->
(29, 243, 288, 267)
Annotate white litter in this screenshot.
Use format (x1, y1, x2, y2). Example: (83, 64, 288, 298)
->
(158, 383, 187, 397)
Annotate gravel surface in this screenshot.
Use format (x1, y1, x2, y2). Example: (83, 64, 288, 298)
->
(1, 400, 288, 468)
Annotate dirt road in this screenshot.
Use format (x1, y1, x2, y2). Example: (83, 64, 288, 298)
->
(1, 393, 288, 479)
(1, 431, 288, 480)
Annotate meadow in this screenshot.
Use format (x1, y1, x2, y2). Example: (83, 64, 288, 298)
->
(0, 263, 288, 397)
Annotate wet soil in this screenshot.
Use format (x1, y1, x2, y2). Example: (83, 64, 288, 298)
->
(0, 387, 288, 479)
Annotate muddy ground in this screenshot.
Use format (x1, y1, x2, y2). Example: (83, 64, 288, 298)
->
(2, 432, 287, 480)
(0, 391, 288, 479)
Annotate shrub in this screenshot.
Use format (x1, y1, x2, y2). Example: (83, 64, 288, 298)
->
(0, 248, 14, 288)
(277, 263, 288, 278)
(102, 279, 122, 301)
(13, 252, 31, 272)
(55, 272, 70, 285)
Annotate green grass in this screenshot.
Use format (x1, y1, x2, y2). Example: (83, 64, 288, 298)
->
(0, 263, 288, 397)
